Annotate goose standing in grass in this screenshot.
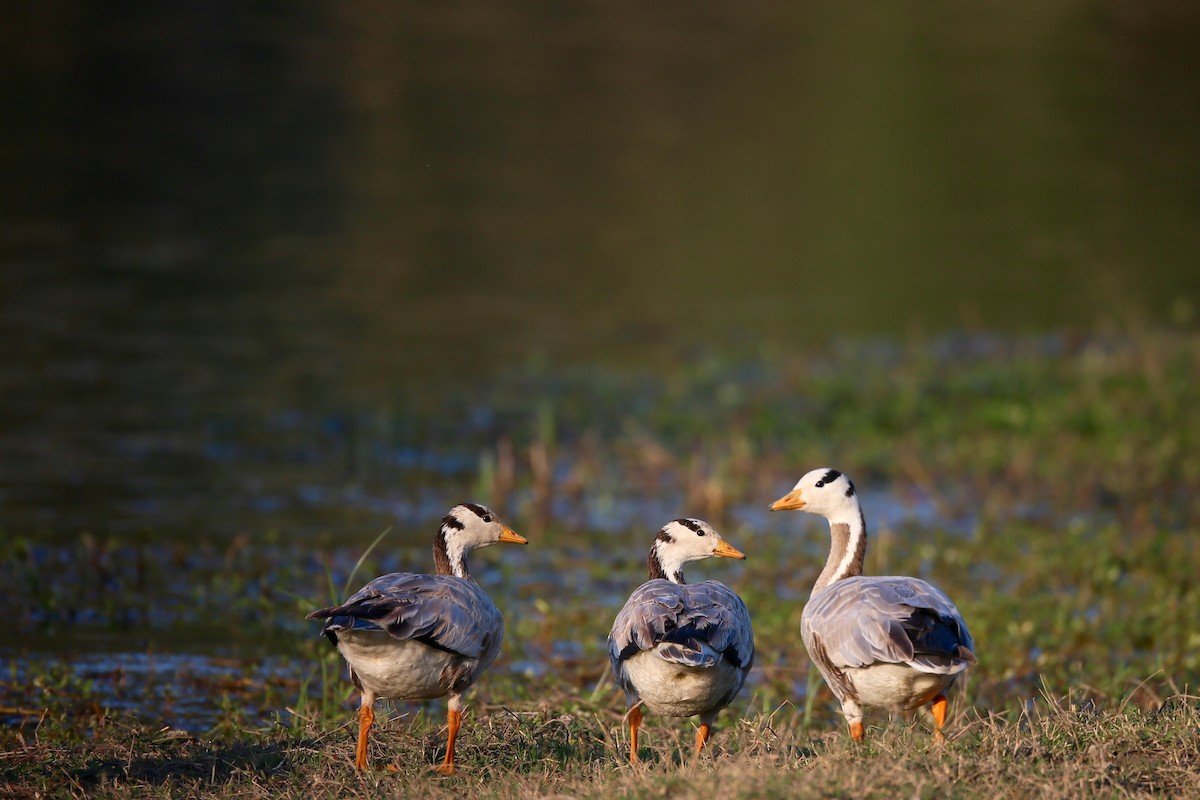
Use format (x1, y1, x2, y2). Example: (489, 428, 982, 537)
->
(307, 503, 527, 773)
(608, 518, 754, 762)
(770, 469, 975, 743)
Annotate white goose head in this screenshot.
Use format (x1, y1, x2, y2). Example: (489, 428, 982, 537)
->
(435, 503, 527, 579)
(770, 468, 868, 590)
(648, 517, 746, 584)
(769, 468, 860, 523)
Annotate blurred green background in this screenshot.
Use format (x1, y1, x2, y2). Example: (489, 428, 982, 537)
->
(3, 1, 1198, 541)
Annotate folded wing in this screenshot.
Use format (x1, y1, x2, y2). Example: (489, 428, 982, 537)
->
(802, 576, 975, 675)
(609, 579, 754, 671)
(308, 572, 503, 660)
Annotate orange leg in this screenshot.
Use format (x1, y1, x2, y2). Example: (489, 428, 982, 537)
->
(628, 705, 643, 764)
(355, 704, 375, 770)
(931, 694, 948, 744)
(434, 706, 462, 775)
(694, 723, 712, 757)
(849, 721, 865, 742)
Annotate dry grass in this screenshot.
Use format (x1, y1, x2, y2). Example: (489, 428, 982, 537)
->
(3, 686, 1198, 799)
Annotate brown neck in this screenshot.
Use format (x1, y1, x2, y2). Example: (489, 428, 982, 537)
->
(813, 508, 866, 592)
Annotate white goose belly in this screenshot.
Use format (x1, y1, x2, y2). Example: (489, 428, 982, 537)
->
(336, 630, 459, 700)
(845, 663, 955, 711)
(623, 651, 742, 718)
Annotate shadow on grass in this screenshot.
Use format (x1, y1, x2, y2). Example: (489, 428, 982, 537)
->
(65, 734, 319, 790)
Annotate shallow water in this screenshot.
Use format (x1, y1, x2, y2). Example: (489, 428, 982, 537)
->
(1, 653, 305, 733)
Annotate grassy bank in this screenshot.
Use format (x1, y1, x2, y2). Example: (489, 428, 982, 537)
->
(3, 693, 1198, 798)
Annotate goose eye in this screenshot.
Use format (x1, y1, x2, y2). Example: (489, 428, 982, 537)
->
(696, 530, 706, 537)
(815, 480, 825, 488)
(482, 513, 494, 522)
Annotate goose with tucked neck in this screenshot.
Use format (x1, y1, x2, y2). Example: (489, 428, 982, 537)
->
(608, 518, 754, 763)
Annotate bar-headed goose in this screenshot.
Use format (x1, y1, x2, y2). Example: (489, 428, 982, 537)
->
(608, 518, 754, 762)
(307, 503, 528, 773)
(770, 469, 975, 742)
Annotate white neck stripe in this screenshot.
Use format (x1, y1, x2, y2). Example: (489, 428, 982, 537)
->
(830, 522, 862, 583)
(447, 539, 468, 579)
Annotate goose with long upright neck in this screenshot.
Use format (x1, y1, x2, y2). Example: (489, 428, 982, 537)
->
(307, 503, 527, 773)
(608, 518, 754, 762)
(771, 469, 975, 742)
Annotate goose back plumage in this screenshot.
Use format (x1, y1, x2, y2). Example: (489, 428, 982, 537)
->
(310, 572, 503, 666)
(801, 575, 975, 681)
(609, 578, 754, 680)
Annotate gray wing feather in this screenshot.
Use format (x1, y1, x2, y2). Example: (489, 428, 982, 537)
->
(802, 576, 974, 675)
(308, 572, 503, 660)
(608, 579, 754, 672)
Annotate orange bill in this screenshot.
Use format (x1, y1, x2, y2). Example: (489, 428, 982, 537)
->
(712, 539, 746, 559)
(769, 489, 805, 511)
(498, 526, 529, 545)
